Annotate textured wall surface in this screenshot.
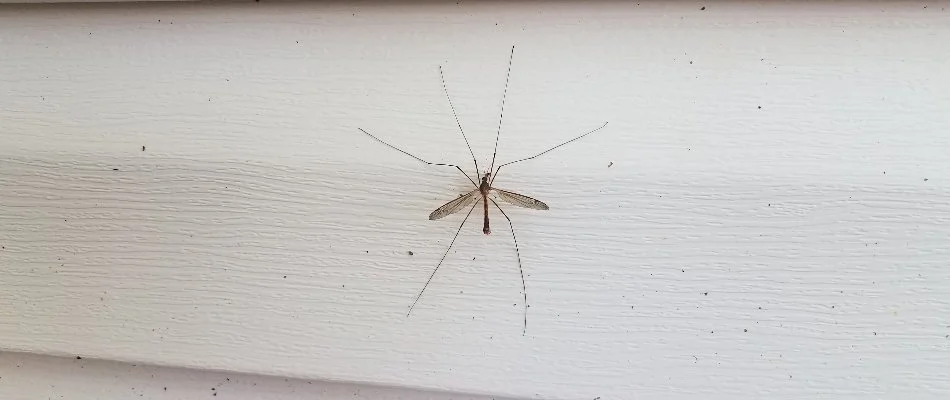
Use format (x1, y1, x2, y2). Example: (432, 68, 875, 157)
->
(0, 351, 508, 400)
(1, 2, 949, 399)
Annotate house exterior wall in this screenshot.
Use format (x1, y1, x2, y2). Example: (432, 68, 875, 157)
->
(2, 2, 948, 399)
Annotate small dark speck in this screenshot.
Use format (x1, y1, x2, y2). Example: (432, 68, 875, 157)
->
(704, 292, 708, 296)
(744, 328, 748, 332)
(924, 178, 929, 181)
(164, 387, 167, 391)
(112, 168, 119, 171)
(283, 275, 287, 279)
(158, 19, 161, 22)
(76, 356, 82, 360)
(408, 251, 414, 256)
(594, 397, 601, 400)
(608, 161, 613, 167)
(141, 145, 146, 151)
(342, 284, 345, 288)
(365, 250, 369, 253)
(211, 388, 215, 391)
(757, 105, 762, 109)
(700, 6, 706, 10)
(873, 332, 877, 335)
(883, 171, 886, 175)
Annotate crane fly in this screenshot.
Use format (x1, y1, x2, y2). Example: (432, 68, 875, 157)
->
(357, 45, 607, 335)
(428, 173, 549, 234)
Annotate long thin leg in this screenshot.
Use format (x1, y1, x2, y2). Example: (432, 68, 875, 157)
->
(440, 65, 480, 176)
(490, 121, 609, 187)
(407, 202, 480, 317)
(489, 45, 516, 176)
(358, 127, 478, 187)
(490, 199, 528, 336)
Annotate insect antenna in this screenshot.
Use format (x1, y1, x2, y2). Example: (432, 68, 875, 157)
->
(489, 198, 528, 335)
(489, 45, 516, 177)
(490, 121, 609, 186)
(407, 201, 480, 317)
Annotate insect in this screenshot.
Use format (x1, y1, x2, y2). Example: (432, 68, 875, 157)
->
(357, 46, 607, 334)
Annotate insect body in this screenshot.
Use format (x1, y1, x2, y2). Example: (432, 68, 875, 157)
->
(428, 172, 549, 235)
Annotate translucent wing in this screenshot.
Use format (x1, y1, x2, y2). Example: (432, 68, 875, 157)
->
(493, 188, 549, 210)
(429, 190, 479, 220)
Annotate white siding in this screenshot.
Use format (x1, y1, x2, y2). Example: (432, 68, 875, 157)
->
(0, 351, 505, 400)
(1, 2, 949, 399)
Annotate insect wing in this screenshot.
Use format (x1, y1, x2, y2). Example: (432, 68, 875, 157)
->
(429, 190, 479, 220)
(494, 188, 549, 210)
